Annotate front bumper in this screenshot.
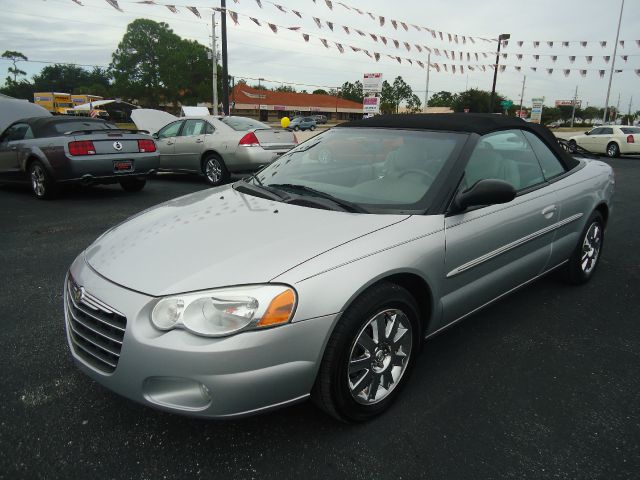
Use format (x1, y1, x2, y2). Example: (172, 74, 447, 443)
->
(64, 254, 336, 418)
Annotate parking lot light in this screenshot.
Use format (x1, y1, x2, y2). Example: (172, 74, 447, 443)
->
(490, 33, 510, 113)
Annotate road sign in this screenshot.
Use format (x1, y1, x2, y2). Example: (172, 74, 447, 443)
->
(555, 99, 582, 107)
(500, 100, 513, 109)
(515, 109, 527, 118)
(363, 73, 383, 93)
(530, 97, 545, 124)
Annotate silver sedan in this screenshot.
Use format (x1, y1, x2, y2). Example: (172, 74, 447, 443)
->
(140, 114, 296, 185)
(64, 114, 614, 422)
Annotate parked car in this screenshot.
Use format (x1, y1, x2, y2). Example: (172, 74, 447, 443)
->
(0, 116, 159, 199)
(132, 112, 297, 186)
(287, 116, 317, 131)
(568, 126, 640, 157)
(64, 114, 613, 422)
(313, 115, 328, 124)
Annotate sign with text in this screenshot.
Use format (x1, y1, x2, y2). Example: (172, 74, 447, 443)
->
(363, 96, 380, 113)
(363, 73, 383, 93)
(555, 99, 582, 107)
(530, 97, 545, 124)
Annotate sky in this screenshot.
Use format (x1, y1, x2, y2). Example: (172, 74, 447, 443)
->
(1, 0, 639, 111)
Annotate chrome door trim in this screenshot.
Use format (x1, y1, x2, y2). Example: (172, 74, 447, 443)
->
(446, 213, 583, 278)
(427, 259, 569, 340)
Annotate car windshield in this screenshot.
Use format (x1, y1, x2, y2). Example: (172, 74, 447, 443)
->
(243, 127, 467, 212)
(50, 120, 118, 134)
(620, 127, 640, 134)
(221, 116, 269, 131)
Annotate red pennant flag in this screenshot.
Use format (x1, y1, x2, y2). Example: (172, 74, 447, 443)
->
(349, 46, 360, 52)
(447, 33, 452, 42)
(515, 66, 521, 72)
(393, 39, 399, 49)
(374, 52, 380, 61)
(533, 55, 539, 61)
(417, 61, 424, 68)
(500, 65, 506, 72)
(619, 40, 624, 48)
(434, 48, 440, 56)
(635, 69, 640, 77)
(466, 52, 470, 61)
(443, 64, 448, 72)
(137, 1, 155, 4)
(454, 35, 459, 44)
(533, 41, 540, 48)
(547, 41, 553, 47)
(379, 16, 385, 26)
(370, 33, 378, 42)
(562, 41, 569, 47)
(302, 33, 310, 42)
(250, 17, 261, 26)
(274, 4, 287, 12)
(326, 21, 334, 31)
(415, 44, 422, 53)
(268, 23, 277, 33)
(586, 56, 593, 63)
(363, 50, 372, 58)
(391, 20, 398, 30)
(444, 51, 450, 59)
(460, 65, 464, 74)
(396, 56, 402, 64)
(580, 70, 587, 77)
(337, 2, 350, 10)
(431, 30, 436, 39)
(621, 55, 628, 62)
(367, 12, 375, 20)
(551, 55, 557, 62)
(381, 36, 388, 45)
(474, 52, 479, 61)
(433, 63, 441, 72)
(313, 17, 322, 28)
(335, 43, 344, 53)
(603, 56, 610, 63)
(227, 10, 238, 24)
(404, 42, 411, 51)
(292, 10, 302, 18)
(186, 6, 200, 18)
(517, 41, 523, 47)
(287, 26, 301, 31)
(563, 69, 570, 77)
(355, 29, 365, 36)
(105, 0, 122, 11)
(547, 68, 553, 75)
(439, 32, 444, 41)
(599, 70, 605, 78)
(469, 37, 476, 44)
(502, 53, 507, 59)
(320, 38, 329, 48)
(581, 41, 587, 47)
(399, 22, 408, 31)
(452, 65, 456, 74)
(72, 0, 84, 4)
(342, 25, 350, 34)
(255, 0, 262, 7)
(600, 41, 607, 47)
(165, 4, 177, 13)
(325, 0, 333, 9)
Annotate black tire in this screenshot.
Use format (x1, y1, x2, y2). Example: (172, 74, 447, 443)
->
(29, 160, 58, 199)
(312, 282, 421, 422)
(119, 178, 146, 192)
(202, 153, 229, 186)
(310, 125, 316, 131)
(568, 140, 577, 153)
(606, 142, 620, 158)
(293, 126, 300, 131)
(562, 211, 605, 285)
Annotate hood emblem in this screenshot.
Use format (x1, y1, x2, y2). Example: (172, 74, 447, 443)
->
(73, 284, 85, 304)
(113, 141, 123, 151)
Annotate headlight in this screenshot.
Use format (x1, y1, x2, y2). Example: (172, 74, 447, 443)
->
(151, 285, 296, 337)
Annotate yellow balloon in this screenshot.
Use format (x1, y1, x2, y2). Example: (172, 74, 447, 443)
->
(280, 116, 290, 128)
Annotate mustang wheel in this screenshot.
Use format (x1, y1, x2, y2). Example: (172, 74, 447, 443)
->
(29, 161, 58, 199)
(606, 142, 620, 158)
(119, 178, 146, 192)
(563, 211, 604, 284)
(568, 140, 577, 153)
(312, 282, 420, 422)
(203, 154, 228, 186)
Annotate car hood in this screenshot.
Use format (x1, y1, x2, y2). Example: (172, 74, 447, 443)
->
(131, 108, 178, 134)
(85, 185, 409, 296)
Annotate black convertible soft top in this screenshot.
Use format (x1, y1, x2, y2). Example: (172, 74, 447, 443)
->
(18, 116, 112, 137)
(339, 113, 580, 170)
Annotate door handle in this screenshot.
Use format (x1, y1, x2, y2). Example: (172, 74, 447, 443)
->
(166, 141, 174, 145)
(195, 139, 204, 143)
(541, 205, 557, 218)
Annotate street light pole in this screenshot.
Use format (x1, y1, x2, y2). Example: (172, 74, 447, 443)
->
(220, 0, 229, 116)
(490, 33, 510, 113)
(570, 85, 578, 127)
(518, 75, 526, 118)
(211, 13, 218, 115)
(602, 0, 624, 124)
(423, 52, 431, 113)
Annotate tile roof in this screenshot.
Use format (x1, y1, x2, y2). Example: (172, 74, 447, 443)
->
(231, 84, 363, 110)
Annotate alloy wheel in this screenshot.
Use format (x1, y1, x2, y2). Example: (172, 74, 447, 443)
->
(607, 144, 618, 158)
(581, 222, 602, 275)
(31, 165, 46, 197)
(348, 309, 412, 405)
(205, 158, 222, 184)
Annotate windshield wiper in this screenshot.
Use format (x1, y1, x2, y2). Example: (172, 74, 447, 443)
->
(234, 180, 288, 201)
(268, 183, 368, 213)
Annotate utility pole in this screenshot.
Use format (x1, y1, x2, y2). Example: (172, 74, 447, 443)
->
(518, 75, 526, 118)
(602, 0, 624, 124)
(423, 52, 431, 113)
(627, 96, 633, 125)
(615, 92, 621, 122)
(570, 85, 578, 127)
(211, 13, 218, 115)
(220, 0, 229, 116)
(490, 33, 510, 113)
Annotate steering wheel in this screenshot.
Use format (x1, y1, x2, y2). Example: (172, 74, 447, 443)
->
(398, 169, 435, 182)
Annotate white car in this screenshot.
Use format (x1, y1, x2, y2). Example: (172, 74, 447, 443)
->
(568, 126, 640, 158)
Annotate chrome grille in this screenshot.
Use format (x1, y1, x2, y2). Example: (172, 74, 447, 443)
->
(65, 276, 127, 373)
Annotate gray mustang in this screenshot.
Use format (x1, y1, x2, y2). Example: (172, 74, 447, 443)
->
(64, 114, 614, 422)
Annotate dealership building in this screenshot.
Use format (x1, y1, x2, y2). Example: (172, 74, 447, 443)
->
(229, 84, 363, 122)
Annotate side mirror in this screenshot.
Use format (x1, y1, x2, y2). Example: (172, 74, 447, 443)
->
(453, 179, 516, 212)
(585, 131, 590, 135)
(152, 132, 159, 139)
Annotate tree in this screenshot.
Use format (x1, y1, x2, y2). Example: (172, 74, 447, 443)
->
(428, 91, 457, 108)
(339, 81, 363, 103)
(32, 64, 112, 95)
(2, 50, 28, 82)
(274, 85, 296, 93)
(582, 106, 600, 121)
(312, 89, 328, 95)
(451, 89, 506, 113)
(405, 94, 422, 113)
(379, 76, 416, 114)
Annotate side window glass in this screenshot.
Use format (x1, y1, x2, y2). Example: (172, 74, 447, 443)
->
(23, 126, 34, 140)
(523, 131, 565, 180)
(204, 121, 214, 134)
(180, 120, 205, 137)
(5, 124, 29, 142)
(601, 128, 613, 135)
(590, 128, 602, 135)
(158, 121, 182, 139)
(464, 129, 545, 192)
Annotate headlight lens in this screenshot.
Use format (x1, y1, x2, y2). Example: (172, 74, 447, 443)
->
(151, 285, 296, 337)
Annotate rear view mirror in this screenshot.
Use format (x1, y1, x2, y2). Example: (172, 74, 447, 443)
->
(453, 179, 516, 212)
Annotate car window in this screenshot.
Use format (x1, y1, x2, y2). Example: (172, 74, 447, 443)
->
(220, 117, 268, 131)
(620, 127, 640, 134)
(589, 128, 602, 135)
(2, 123, 32, 142)
(204, 121, 214, 134)
(523, 131, 565, 180)
(600, 128, 613, 135)
(463, 129, 545, 192)
(158, 121, 182, 139)
(180, 120, 206, 137)
(50, 120, 116, 135)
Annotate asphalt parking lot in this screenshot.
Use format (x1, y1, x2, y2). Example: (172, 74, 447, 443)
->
(1, 158, 639, 480)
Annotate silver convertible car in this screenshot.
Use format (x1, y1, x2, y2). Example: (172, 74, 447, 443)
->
(64, 114, 614, 422)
